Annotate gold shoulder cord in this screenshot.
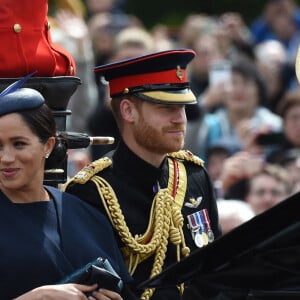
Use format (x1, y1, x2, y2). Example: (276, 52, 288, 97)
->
(168, 150, 204, 167)
(62, 152, 203, 300)
(62, 157, 113, 186)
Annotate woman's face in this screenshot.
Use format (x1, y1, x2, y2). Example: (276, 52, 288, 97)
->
(246, 173, 288, 214)
(192, 35, 223, 78)
(225, 72, 259, 113)
(0, 113, 51, 192)
(284, 104, 300, 146)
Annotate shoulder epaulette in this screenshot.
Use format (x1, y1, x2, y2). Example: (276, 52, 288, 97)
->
(168, 150, 204, 167)
(67, 157, 112, 184)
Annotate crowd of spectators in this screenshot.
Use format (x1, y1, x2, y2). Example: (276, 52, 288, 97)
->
(49, 0, 300, 234)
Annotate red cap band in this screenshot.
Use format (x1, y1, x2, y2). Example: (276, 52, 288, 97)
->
(109, 68, 187, 95)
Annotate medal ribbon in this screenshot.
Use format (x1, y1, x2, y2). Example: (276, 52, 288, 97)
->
(187, 214, 197, 231)
(199, 211, 206, 233)
(202, 209, 210, 228)
(202, 208, 214, 243)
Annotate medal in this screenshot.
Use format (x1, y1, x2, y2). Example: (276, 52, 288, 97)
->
(187, 213, 200, 248)
(202, 209, 215, 243)
(194, 231, 203, 248)
(187, 211, 207, 248)
(207, 229, 215, 243)
(198, 211, 208, 246)
(202, 231, 209, 246)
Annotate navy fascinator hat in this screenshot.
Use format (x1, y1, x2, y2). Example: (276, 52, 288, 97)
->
(0, 72, 45, 116)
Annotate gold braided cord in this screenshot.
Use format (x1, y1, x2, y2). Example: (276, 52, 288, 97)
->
(62, 157, 112, 189)
(168, 150, 204, 167)
(140, 198, 172, 300)
(90, 174, 190, 300)
(170, 206, 190, 258)
(91, 176, 172, 255)
(63, 154, 194, 300)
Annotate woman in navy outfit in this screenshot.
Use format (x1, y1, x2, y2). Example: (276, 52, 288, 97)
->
(0, 77, 136, 300)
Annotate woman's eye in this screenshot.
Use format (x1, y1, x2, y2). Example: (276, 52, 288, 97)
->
(14, 141, 27, 147)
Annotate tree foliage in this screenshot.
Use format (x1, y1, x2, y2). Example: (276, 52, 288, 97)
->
(125, 0, 300, 29)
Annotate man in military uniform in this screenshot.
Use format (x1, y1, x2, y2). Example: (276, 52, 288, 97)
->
(64, 49, 221, 300)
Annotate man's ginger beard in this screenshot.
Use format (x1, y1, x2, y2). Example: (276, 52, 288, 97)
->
(133, 113, 186, 155)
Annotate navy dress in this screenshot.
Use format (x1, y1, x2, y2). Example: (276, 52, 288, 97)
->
(0, 186, 134, 299)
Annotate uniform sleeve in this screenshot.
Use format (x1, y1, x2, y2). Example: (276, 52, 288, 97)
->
(202, 166, 222, 238)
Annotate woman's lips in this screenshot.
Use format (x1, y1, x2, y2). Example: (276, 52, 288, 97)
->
(1, 168, 19, 177)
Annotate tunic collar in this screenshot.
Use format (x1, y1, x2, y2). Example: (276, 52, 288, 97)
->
(112, 140, 167, 189)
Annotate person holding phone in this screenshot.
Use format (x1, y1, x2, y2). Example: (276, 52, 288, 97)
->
(189, 33, 228, 113)
(213, 57, 282, 151)
(266, 87, 300, 162)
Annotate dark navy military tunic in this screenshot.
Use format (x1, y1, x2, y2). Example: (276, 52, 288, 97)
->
(66, 140, 221, 299)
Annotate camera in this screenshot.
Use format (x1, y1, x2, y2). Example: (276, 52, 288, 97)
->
(255, 132, 284, 146)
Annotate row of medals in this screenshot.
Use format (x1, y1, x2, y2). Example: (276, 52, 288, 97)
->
(187, 209, 215, 248)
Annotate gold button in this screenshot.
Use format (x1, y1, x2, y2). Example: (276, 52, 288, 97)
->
(123, 88, 129, 94)
(13, 23, 22, 33)
(69, 66, 74, 75)
(47, 21, 51, 30)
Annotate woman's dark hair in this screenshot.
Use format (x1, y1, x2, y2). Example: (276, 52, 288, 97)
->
(19, 104, 67, 167)
(19, 103, 56, 143)
(232, 58, 267, 106)
(276, 87, 300, 117)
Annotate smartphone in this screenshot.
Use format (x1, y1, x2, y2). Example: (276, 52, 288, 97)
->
(256, 132, 284, 146)
(209, 60, 232, 86)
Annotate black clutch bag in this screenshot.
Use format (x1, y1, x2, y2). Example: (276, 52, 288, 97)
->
(58, 257, 123, 294)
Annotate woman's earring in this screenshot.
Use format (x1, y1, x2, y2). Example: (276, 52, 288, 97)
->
(45, 153, 49, 159)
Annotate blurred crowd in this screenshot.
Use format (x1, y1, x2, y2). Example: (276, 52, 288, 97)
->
(49, 0, 300, 234)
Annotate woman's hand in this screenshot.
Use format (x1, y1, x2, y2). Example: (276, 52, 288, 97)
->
(220, 151, 264, 192)
(236, 120, 269, 155)
(14, 283, 122, 300)
(88, 288, 123, 300)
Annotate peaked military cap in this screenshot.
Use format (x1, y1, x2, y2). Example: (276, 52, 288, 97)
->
(0, 73, 44, 116)
(94, 48, 197, 105)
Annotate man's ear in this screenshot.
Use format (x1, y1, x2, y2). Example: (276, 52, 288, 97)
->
(120, 98, 138, 123)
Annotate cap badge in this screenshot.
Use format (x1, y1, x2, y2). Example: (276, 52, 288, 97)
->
(176, 65, 183, 80)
